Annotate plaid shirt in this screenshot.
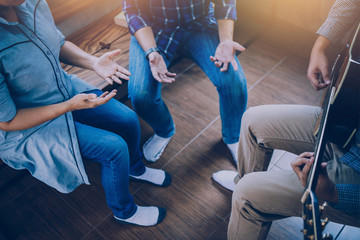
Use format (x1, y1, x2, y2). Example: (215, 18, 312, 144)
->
(122, 0, 237, 58)
(330, 131, 360, 216)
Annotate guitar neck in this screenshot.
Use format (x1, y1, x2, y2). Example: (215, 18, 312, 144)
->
(306, 87, 336, 196)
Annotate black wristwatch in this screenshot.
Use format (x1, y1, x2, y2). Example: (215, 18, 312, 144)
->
(145, 47, 160, 59)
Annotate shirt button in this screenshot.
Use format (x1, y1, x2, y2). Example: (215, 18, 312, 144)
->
(30, 34, 35, 38)
(56, 69, 60, 73)
(46, 50, 51, 55)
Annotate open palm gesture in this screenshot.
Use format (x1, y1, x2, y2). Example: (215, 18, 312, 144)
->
(94, 49, 131, 85)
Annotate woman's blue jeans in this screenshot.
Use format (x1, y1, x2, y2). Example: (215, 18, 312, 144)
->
(72, 89, 145, 219)
(128, 31, 248, 144)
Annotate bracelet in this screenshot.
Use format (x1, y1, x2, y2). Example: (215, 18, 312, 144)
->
(145, 47, 160, 59)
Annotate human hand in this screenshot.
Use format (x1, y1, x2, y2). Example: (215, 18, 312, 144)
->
(66, 90, 117, 111)
(316, 162, 338, 203)
(307, 36, 331, 90)
(148, 52, 176, 83)
(291, 152, 315, 187)
(94, 49, 131, 85)
(291, 152, 338, 203)
(210, 40, 245, 72)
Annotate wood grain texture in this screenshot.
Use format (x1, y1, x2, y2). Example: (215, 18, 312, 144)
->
(47, 0, 102, 25)
(1, 12, 355, 240)
(65, 7, 128, 54)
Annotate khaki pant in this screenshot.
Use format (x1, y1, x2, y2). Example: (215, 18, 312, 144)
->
(228, 105, 360, 240)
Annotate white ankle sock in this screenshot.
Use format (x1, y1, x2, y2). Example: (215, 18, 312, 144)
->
(143, 134, 172, 162)
(114, 205, 162, 226)
(212, 170, 238, 191)
(130, 167, 166, 186)
(227, 142, 239, 165)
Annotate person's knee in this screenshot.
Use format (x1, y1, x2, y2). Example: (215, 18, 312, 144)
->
(232, 173, 265, 208)
(124, 109, 141, 131)
(101, 135, 129, 164)
(241, 106, 267, 133)
(131, 91, 156, 111)
(233, 174, 251, 200)
(216, 71, 246, 91)
(241, 108, 257, 133)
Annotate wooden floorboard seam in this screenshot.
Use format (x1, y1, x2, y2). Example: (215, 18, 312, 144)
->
(162, 115, 221, 169)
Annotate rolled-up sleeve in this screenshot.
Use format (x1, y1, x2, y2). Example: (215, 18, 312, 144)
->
(317, 0, 360, 45)
(0, 72, 16, 122)
(212, 0, 237, 21)
(122, 0, 152, 34)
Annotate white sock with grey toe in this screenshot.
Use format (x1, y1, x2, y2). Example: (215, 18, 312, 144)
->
(143, 134, 172, 162)
(114, 206, 162, 226)
(130, 167, 166, 186)
(227, 142, 239, 165)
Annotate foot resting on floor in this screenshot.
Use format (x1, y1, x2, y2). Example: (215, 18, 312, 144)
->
(143, 134, 172, 162)
(212, 170, 238, 191)
(130, 166, 172, 187)
(114, 205, 166, 226)
(226, 142, 239, 166)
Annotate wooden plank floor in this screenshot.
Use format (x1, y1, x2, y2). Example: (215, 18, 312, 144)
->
(1, 18, 360, 240)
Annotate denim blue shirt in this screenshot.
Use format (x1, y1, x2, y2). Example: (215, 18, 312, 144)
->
(123, 0, 237, 58)
(0, 0, 96, 193)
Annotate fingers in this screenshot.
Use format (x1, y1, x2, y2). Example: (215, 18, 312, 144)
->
(114, 71, 129, 81)
(220, 62, 228, 72)
(291, 152, 314, 187)
(300, 157, 314, 185)
(210, 56, 217, 62)
(153, 71, 176, 83)
(117, 66, 131, 76)
(85, 93, 97, 100)
(230, 59, 238, 71)
(111, 75, 122, 85)
(106, 49, 122, 59)
(89, 90, 117, 106)
(211, 55, 239, 72)
(105, 67, 131, 85)
(98, 91, 109, 98)
(105, 77, 114, 85)
(166, 72, 177, 77)
(102, 89, 117, 101)
(148, 53, 176, 83)
(233, 42, 246, 52)
(318, 66, 331, 85)
(299, 152, 314, 158)
(307, 70, 330, 90)
(320, 162, 328, 176)
(214, 60, 222, 68)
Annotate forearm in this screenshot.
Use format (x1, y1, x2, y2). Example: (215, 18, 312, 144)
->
(0, 102, 70, 132)
(311, 35, 332, 56)
(134, 26, 157, 52)
(59, 41, 97, 70)
(217, 19, 234, 42)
